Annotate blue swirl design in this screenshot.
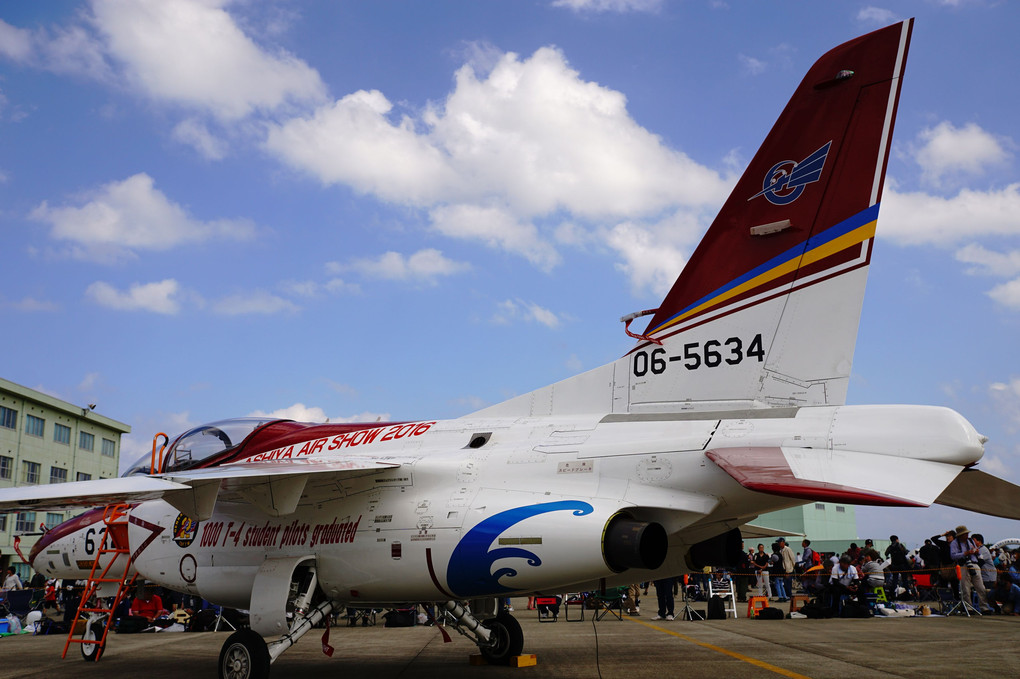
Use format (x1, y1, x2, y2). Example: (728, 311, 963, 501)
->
(446, 500, 594, 597)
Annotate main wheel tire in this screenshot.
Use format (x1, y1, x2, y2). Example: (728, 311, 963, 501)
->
(219, 629, 271, 679)
(479, 611, 524, 665)
(80, 619, 105, 662)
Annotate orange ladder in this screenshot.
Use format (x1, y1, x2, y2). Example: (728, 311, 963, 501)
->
(62, 503, 138, 660)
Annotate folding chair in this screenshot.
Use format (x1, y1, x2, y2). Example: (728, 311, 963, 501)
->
(563, 593, 585, 622)
(937, 587, 978, 616)
(590, 587, 625, 621)
(913, 573, 938, 602)
(534, 596, 560, 622)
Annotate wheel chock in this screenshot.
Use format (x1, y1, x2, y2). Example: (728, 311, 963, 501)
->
(468, 654, 538, 667)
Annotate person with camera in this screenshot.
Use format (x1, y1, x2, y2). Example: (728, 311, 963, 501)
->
(949, 525, 993, 614)
(972, 534, 998, 594)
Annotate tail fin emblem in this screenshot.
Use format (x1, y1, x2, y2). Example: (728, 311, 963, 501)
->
(748, 141, 832, 205)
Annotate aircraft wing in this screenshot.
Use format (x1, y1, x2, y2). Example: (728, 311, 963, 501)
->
(706, 447, 963, 508)
(0, 458, 402, 521)
(0, 476, 192, 513)
(934, 468, 1020, 520)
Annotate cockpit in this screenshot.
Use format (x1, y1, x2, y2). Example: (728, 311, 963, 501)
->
(122, 417, 278, 476)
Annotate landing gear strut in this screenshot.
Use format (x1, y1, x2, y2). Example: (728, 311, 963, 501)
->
(441, 600, 524, 665)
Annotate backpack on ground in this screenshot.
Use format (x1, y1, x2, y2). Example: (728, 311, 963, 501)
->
(707, 595, 727, 620)
(755, 607, 785, 620)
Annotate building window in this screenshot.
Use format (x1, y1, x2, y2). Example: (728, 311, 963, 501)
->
(49, 466, 68, 484)
(15, 512, 36, 533)
(54, 423, 71, 445)
(835, 506, 846, 513)
(0, 455, 11, 480)
(0, 406, 16, 429)
(101, 438, 116, 458)
(76, 472, 92, 482)
(45, 512, 64, 529)
(23, 461, 41, 484)
(814, 503, 825, 510)
(79, 431, 95, 451)
(0, 514, 6, 532)
(25, 414, 44, 437)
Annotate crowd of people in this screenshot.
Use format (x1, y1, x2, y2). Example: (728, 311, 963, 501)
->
(0, 573, 238, 634)
(606, 525, 1020, 619)
(719, 526, 1020, 615)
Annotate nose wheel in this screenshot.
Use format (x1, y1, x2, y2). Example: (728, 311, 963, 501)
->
(80, 618, 106, 662)
(219, 630, 270, 679)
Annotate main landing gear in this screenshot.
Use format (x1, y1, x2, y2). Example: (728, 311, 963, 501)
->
(440, 600, 524, 665)
(218, 563, 333, 679)
(218, 594, 525, 678)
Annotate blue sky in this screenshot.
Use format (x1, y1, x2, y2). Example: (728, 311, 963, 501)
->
(2, 0, 1019, 548)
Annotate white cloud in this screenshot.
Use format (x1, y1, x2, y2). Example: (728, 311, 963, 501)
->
(265, 89, 456, 203)
(41, 24, 111, 80)
(913, 122, 1012, 188)
(172, 118, 228, 160)
(980, 454, 1011, 477)
(738, 54, 766, 75)
(430, 205, 559, 271)
(0, 19, 34, 61)
(492, 299, 562, 329)
(879, 183, 1020, 247)
(550, 0, 663, 11)
(987, 278, 1020, 310)
(990, 378, 1020, 430)
(31, 173, 256, 261)
(955, 244, 1020, 278)
(210, 290, 299, 315)
(857, 7, 897, 24)
(89, 0, 326, 120)
(4, 296, 59, 312)
(605, 209, 704, 296)
(345, 248, 470, 283)
(86, 279, 182, 314)
(249, 403, 328, 422)
(247, 403, 390, 424)
(266, 46, 729, 272)
(0, 18, 112, 80)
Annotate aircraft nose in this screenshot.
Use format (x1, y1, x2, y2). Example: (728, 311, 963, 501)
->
(27, 531, 52, 572)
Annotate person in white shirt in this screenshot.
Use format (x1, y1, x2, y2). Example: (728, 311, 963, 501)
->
(830, 556, 859, 587)
(2, 567, 23, 592)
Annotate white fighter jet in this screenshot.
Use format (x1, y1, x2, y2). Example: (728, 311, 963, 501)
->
(3, 18, 1017, 678)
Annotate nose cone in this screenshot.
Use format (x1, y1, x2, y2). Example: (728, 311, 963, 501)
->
(27, 507, 106, 576)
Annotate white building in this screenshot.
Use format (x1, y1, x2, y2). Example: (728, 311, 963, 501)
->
(0, 377, 130, 581)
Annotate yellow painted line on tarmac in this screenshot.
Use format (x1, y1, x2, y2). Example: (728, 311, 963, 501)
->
(625, 616, 812, 679)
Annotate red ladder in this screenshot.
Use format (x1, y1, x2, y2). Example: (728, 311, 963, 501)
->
(62, 503, 138, 660)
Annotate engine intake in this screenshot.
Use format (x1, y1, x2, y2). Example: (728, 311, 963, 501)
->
(603, 514, 667, 572)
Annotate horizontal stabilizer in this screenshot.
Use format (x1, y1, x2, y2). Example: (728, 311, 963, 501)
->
(935, 468, 1020, 520)
(0, 476, 190, 513)
(707, 446, 961, 507)
(739, 523, 804, 540)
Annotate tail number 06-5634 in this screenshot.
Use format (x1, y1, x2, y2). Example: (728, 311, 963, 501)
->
(633, 334, 764, 377)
